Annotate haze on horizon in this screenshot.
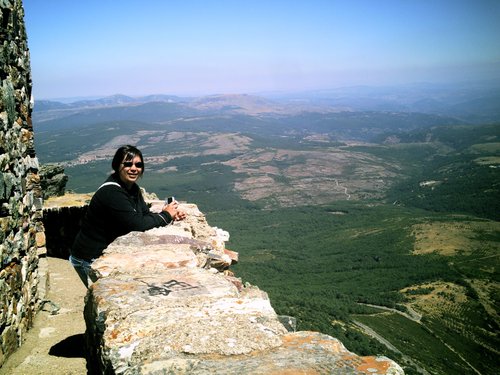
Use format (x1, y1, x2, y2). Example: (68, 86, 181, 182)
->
(23, 0, 500, 100)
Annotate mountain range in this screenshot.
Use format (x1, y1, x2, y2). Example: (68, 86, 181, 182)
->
(35, 81, 500, 123)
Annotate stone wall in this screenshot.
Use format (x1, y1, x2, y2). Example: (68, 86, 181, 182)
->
(0, 0, 45, 367)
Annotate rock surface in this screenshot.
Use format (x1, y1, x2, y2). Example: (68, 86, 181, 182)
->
(38, 164, 68, 200)
(85, 202, 404, 374)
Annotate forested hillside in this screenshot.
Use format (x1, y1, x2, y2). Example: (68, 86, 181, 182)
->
(384, 124, 500, 220)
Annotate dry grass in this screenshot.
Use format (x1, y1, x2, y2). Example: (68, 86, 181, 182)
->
(411, 219, 500, 256)
(44, 193, 92, 208)
(468, 142, 500, 154)
(470, 278, 500, 321)
(473, 156, 500, 165)
(402, 281, 468, 314)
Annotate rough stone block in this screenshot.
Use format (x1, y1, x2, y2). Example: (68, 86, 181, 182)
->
(224, 248, 239, 263)
(147, 202, 229, 251)
(133, 331, 404, 374)
(85, 268, 289, 373)
(92, 243, 200, 278)
(35, 230, 45, 247)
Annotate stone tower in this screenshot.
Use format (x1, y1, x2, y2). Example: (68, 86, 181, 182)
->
(0, 0, 44, 366)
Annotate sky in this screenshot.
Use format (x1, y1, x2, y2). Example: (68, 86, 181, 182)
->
(23, 0, 500, 100)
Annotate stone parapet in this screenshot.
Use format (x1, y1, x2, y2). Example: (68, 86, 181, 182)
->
(85, 202, 404, 374)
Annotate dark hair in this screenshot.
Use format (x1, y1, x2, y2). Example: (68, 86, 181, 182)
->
(111, 145, 145, 175)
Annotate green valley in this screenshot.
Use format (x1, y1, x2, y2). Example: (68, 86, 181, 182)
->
(33, 93, 499, 375)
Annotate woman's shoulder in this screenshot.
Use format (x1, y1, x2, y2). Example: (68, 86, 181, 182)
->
(98, 181, 122, 190)
(97, 174, 123, 189)
(93, 175, 125, 198)
(91, 181, 131, 209)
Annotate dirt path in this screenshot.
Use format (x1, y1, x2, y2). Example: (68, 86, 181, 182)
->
(357, 302, 422, 322)
(0, 257, 89, 375)
(334, 179, 351, 200)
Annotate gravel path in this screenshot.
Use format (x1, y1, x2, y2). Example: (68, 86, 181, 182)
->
(0, 257, 89, 374)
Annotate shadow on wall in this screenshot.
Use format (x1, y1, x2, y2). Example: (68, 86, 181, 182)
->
(43, 206, 87, 259)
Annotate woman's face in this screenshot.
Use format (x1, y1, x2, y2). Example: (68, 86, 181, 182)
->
(118, 155, 143, 188)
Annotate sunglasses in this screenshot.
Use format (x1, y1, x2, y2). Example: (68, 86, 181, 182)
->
(122, 161, 144, 168)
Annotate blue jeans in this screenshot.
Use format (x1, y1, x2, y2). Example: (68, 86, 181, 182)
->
(69, 255, 97, 288)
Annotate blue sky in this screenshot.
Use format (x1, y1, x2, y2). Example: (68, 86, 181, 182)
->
(23, 0, 500, 99)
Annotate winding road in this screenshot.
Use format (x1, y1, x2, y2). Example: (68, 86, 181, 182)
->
(334, 179, 351, 200)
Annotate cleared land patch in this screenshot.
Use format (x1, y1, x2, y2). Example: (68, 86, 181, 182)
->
(411, 219, 500, 256)
(223, 148, 400, 207)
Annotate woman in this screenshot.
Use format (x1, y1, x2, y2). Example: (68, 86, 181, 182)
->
(70, 145, 185, 287)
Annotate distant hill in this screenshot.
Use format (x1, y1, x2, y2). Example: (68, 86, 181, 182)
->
(266, 82, 500, 122)
(34, 100, 70, 111)
(187, 94, 285, 114)
(34, 93, 185, 111)
(33, 92, 465, 140)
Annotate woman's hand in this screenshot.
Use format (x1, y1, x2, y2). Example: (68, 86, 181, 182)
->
(173, 210, 187, 221)
(163, 201, 186, 221)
